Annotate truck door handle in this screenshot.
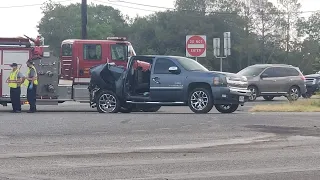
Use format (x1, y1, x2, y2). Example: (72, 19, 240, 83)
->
(152, 77, 160, 84)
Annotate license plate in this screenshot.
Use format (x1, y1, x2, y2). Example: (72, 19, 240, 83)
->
(239, 96, 244, 102)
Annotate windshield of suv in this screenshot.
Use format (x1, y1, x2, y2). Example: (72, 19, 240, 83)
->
(237, 66, 266, 77)
(174, 56, 209, 71)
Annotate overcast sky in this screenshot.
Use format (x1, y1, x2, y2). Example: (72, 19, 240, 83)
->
(0, 0, 319, 38)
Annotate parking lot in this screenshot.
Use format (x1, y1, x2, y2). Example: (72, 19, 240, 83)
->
(1, 97, 320, 180)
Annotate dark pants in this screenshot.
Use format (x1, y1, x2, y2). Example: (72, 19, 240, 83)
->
(10, 87, 21, 112)
(27, 83, 37, 112)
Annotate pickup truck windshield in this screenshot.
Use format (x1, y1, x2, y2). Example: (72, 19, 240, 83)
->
(175, 57, 209, 71)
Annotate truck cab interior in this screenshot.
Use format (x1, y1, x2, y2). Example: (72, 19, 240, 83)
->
(126, 57, 153, 98)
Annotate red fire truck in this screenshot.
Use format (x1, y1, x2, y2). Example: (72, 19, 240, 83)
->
(0, 36, 140, 106)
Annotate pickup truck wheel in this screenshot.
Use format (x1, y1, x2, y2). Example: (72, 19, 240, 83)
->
(188, 88, 214, 114)
(302, 92, 312, 99)
(96, 90, 120, 113)
(215, 104, 239, 113)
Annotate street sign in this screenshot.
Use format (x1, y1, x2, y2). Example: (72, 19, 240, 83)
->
(214, 32, 231, 72)
(224, 32, 231, 56)
(186, 35, 206, 57)
(213, 38, 220, 57)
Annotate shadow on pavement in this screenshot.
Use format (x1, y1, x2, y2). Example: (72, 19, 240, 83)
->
(245, 125, 320, 137)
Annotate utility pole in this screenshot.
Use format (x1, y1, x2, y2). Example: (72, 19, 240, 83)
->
(81, 0, 87, 39)
(260, 0, 265, 64)
(245, 0, 250, 66)
(286, 12, 290, 63)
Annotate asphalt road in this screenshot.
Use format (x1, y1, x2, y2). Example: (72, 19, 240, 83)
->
(1, 97, 320, 180)
(0, 96, 290, 113)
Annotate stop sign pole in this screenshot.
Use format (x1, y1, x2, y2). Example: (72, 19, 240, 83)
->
(186, 35, 206, 61)
(213, 32, 231, 72)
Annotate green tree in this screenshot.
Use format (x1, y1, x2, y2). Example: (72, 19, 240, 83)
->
(248, 0, 285, 63)
(278, 0, 302, 62)
(296, 12, 320, 73)
(37, 0, 128, 54)
(36, 0, 317, 74)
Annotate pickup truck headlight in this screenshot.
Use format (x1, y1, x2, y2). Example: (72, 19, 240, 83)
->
(213, 77, 220, 85)
(226, 76, 248, 87)
(226, 76, 247, 82)
(213, 76, 227, 86)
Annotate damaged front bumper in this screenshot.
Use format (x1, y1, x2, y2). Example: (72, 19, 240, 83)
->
(88, 85, 100, 108)
(212, 86, 251, 105)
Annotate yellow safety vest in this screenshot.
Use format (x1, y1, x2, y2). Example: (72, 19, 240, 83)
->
(8, 69, 19, 88)
(23, 66, 38, 86)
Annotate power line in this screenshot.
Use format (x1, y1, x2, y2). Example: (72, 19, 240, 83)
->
(2, 0, 320, 16)
(95, 0, 238, 14)
(95, 0, 158, 12)
(97, 0, 320, 15)
(107, 0, 175, 10)
(0, 0, 73, 9)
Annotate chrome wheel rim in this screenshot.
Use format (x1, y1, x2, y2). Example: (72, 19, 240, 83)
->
(249, 87, 257, 100)
(98, 93, 117, 112)
(289, 88, 299, 100)
(191, 91, 209, 111)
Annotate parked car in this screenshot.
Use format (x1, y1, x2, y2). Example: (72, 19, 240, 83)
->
(303, 72, 320, 98)
(88, 55, 250, 114)
(237, 64, 307, 101)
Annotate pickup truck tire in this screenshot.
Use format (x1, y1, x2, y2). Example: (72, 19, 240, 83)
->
(188, 87, 214, 114)
(96, 90, 120, 113)
(215, 104, 239, 113)
(302, 92, 312, 99)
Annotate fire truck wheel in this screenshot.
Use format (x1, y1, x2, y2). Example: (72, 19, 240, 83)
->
(96, 90, 120, 113)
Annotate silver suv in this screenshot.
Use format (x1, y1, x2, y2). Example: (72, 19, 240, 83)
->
(237, 64, 307, 101)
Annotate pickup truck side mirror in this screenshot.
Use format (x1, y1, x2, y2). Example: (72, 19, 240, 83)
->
(168, 66, 180, 74)
(260, 73, 268, 79)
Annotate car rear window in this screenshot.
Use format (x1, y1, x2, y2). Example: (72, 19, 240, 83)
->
(286, 68, 300, 76)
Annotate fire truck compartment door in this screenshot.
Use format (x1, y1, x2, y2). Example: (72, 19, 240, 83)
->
(1, 50, 29, 98)
(73, 84, 90, 101)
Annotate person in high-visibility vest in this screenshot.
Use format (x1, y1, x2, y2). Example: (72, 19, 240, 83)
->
(6, 63, 25, 113)
(24, 60, 38, 113)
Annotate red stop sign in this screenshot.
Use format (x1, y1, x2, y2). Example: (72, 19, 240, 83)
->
(186, 35, 206, 57)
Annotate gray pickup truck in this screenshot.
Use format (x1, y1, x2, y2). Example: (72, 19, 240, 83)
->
(88, 55, 250, 114)
(303, 72, 320, 98)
